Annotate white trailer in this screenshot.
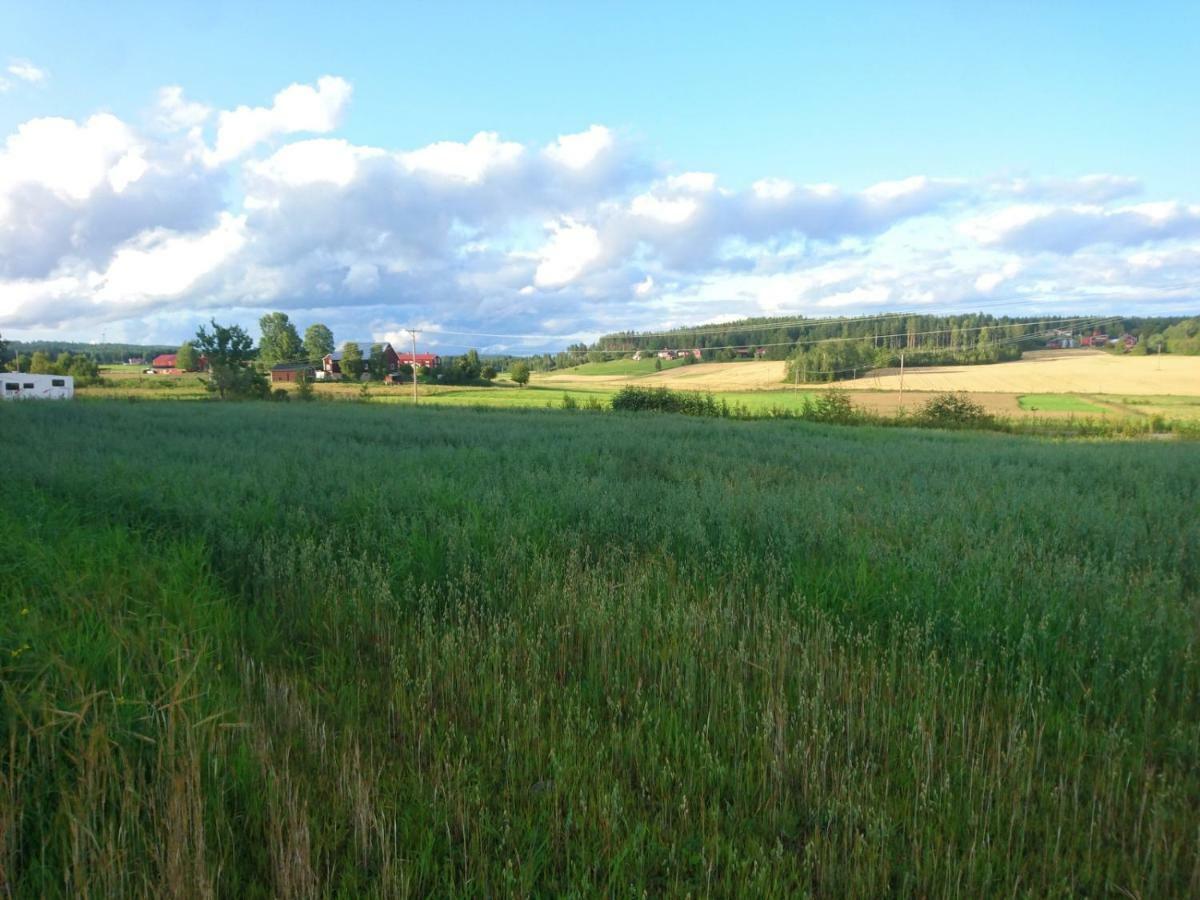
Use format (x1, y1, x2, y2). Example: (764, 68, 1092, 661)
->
(1, 374, 74, 400)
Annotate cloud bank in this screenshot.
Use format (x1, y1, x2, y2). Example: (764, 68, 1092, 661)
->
(1, 74, 1197, 350)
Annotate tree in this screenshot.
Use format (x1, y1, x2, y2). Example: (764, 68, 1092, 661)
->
(481, 365, 497, 380)
(29, 351, 53, 374)
(12, 353, 30, 373)
(0, 332, 7, 367)
(258, 312, 302, 366)
(195, 320, 267, 400)
(304, 323, 334, 362)
(367, 344, 388, 381)
(340, 342, 363, 379)
(176, 341, 198, 372)
(510, 361, 530, 387)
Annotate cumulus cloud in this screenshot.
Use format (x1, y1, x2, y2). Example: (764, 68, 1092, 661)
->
(964, 201, 1200, 253)
(205, 76, 352, 165)
(1, 74, 1197, 346)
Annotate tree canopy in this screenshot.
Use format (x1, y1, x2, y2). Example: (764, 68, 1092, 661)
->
(176, 341, 199, 372)
(340, 342, 363, 378)
(195, 320, 266, 400)
(303, 324, 335, 362)
(258, 312, 302, 366)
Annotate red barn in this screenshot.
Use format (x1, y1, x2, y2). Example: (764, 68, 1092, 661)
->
(397, 353, 441, 369)
(150, 353, 207, 374)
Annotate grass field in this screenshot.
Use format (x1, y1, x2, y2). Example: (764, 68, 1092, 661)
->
(2, 400, 1198, 896)
(1018, 393, 1110, 413)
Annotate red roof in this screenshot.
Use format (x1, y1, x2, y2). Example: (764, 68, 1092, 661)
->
(397, 353, 440, 365)
(152, 354, 177, 367)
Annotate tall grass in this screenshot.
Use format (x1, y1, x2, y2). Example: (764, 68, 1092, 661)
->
(1, 401, 1198, 895)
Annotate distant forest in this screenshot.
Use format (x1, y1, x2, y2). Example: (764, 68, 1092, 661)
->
(4, 341, 174, 364)
(517, 312, 1199, 380)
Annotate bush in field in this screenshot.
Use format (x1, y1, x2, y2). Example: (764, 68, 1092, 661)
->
(611, 385, 721, 416)
(916, 392, 995, 429)
(800, 388, 857, 424)
(510, 361, 530, 387)
(195, 320, 268, 400)
(295, 374, 315, 402)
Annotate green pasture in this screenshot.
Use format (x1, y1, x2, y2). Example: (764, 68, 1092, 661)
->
(1018, 393, 1110, 413)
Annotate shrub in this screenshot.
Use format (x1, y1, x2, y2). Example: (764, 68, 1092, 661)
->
(916, 392, 994, 429)
(801, 389, 857, 424)
(611, 386, 721, 417)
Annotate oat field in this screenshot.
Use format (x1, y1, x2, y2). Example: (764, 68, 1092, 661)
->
(2, 400, 1198, 896)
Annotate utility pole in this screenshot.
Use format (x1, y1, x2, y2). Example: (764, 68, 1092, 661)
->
(898, 351, 905, 408)
(407, 328, 419, 404)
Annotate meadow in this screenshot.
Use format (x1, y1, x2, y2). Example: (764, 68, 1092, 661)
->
(2, 401, 1198, 896)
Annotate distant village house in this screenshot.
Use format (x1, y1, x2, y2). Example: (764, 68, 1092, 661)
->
(149, 353, 208, 374)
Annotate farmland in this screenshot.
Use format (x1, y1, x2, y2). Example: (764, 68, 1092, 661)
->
(541, 349, 1200, 395)
(2, 400, 1198, 896)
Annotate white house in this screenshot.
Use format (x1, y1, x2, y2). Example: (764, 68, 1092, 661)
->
(1, 374, 74, 400)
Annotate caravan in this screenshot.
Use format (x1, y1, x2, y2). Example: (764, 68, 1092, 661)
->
(1, 374, 74, 400)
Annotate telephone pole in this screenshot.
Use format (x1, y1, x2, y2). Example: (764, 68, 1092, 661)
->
(407, 328, 419, 404)
(898, 351, 905, 408)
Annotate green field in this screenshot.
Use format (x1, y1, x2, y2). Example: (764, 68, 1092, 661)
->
(2, 401, 1198, 895)
(1018, 393, 1110, 413)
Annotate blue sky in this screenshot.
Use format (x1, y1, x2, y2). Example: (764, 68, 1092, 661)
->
(2, 1, 1198, 349)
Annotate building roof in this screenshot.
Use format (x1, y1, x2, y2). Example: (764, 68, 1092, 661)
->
(270, 362, 315, 371)
(152, 353, 177, 367)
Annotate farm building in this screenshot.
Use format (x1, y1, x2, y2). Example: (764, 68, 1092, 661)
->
(149, 353, 208, 374)
(126, 356, 145, 365)
(397, 352, 441, 369)
(270, 363, 316, 383)
(322, 343, 404, 379)
(2, 374, 73, 400)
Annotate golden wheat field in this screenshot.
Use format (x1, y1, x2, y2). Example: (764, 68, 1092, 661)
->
(541, 349, 1200, 396)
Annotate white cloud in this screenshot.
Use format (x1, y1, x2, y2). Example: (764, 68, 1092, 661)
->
(631, 193, 700, 224)
(156, 86, 212, 131)
(249, 139, 381, 188)
(964, 201, 1200, 253)
(1, 75, 1197, 345)
(0, 114, 141, 201)
(400, 131, 524, 183)
(206, 75, 352, 165)
(533, 218, 603, 287)
(7, 59, 47, 84)
(544, 125, 613, 169)
(97, 213, 246, 301)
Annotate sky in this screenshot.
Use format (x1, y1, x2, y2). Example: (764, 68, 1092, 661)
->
(1, 1, 1198, 353)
